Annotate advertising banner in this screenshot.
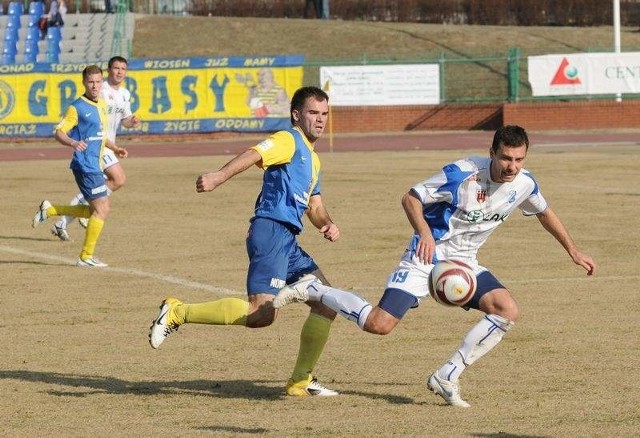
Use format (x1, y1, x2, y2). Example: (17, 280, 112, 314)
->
(528, 52, 640, 96)
(0, 55, 304, 137)
(319, 64, 440, 106)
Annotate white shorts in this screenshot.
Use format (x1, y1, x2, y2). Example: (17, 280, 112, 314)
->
(102, 148, 120, 170)
(385, 251, 485, 303)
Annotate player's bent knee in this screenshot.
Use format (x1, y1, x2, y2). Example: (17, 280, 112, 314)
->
(245, 299, 277, 328)
(480, 293, 519, 321)
(364, 324, 393, 335)
(105, 166, 126, 191)
(362, 307, 400, 335)
(245, 311, 276, 328)
(109, 175, 126, 191)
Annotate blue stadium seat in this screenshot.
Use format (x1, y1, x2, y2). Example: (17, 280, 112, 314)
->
(6, 14, 21, 30)
(4, 28, 19, 42)
(3, 44, 18, 55)
(3, 32, 18, 54)
(8, 2, 24, 16)
(46, 26, 62, 42)
(28, 14, 41, 28)
(47, 40, 61, 54)
(23, 51, 38, 63)
(2, 53, 16, 65)
(24, 39, 39, 55)
(26, 26, 41, 41)
(29, 1, 45, 17)
(46, 51, 59, 63)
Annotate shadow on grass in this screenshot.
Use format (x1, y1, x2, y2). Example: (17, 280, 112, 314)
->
(0, 235, 58, 242)
(0, 369, 415, 404)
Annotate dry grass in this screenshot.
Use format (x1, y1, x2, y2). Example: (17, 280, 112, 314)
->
(132, 17, 640, 99)
(133, 16, 640, 60)
(1, 142, 639, 436)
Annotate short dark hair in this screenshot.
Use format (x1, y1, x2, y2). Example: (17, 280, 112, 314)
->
(491, 125, 529, 153)
(82, 65, 103, 80)
(290, 86, 329, 124)
(108, 56, 128, 69)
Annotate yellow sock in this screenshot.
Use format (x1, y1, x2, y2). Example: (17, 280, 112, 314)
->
(47, 205, 90, 218)
(180, 298, 248, 325)
(80, 216, 104, 260)
(290, 313, 332, 383)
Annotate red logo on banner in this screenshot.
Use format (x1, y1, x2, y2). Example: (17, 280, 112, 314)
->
(476, 189, 487, 203)
(550, 58, 581, 85)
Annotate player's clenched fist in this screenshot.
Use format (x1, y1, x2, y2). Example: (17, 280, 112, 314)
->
(196, 171, 225, 192)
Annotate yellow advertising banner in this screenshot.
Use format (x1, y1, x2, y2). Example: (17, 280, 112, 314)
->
(0, 55, 304, 137)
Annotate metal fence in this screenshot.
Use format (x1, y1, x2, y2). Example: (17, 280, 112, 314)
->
(303, 47, 640, 103)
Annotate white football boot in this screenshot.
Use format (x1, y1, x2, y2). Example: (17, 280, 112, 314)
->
(272, 274, 319, 309)
(427, 373, 471, 408)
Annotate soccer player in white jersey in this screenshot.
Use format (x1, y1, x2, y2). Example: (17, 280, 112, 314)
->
(51, 56, 140, 241)
(274, 125, 596, 407)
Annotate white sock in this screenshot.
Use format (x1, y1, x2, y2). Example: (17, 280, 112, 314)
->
(55, 192, 86, 228)
(437, 314, 514, 383)
(310, 283, 372, 330)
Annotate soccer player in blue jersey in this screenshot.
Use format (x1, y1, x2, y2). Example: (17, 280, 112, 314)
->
(32, 65, 128, 267)
(51, 56, 141, 242)
(149, 86, 342, 396)
(274, 125, 596, 407)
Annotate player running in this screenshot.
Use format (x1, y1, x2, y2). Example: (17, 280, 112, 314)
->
(51, 56, 140, 241)
(274, 125, 596, 407)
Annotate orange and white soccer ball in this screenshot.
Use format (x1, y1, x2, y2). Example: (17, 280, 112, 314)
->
(429, 260, 477, 306)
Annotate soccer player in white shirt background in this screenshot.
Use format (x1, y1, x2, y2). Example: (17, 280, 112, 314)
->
(52, 56, 141, 241)
(274, 125, 596, 407)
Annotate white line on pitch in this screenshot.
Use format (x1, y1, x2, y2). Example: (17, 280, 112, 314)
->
(0, 245, 241, 296)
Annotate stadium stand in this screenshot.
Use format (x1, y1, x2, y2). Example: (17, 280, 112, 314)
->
(0, 2, 133, 64)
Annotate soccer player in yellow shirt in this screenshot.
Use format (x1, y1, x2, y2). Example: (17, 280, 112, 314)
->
(149, 86, 341, 396)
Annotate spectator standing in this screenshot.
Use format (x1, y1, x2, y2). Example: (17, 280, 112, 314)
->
(304, 0, 322, 18)
(47, 0, 64, 28)
(59, 0, 67, 20)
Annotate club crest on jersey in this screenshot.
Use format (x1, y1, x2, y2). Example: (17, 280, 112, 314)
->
(476, 189, 487, 203)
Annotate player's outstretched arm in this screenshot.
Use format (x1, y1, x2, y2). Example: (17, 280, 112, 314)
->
(307, 195, 340, 242)
(536, 207, 596, 276)
(196, 148, 262, 193)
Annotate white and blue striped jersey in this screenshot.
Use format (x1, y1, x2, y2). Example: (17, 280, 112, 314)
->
(408, 156, 548, 265)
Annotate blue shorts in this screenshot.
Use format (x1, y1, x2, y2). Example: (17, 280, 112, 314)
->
(378, 270, 505, 317)
(464, 270, 505, 310)
(73, 170, 108, 201)
(246, 217, 318, 295)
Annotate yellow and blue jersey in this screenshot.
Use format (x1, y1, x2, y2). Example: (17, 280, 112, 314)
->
(250, 126, 321, 233)
(55, 96, 108, 174)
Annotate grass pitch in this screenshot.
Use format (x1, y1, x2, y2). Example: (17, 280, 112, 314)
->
(1, 142, 639, 436)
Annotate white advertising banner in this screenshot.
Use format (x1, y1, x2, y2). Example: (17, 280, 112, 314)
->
(528, 52, 640, 96)
(319, 64, 440, 106)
